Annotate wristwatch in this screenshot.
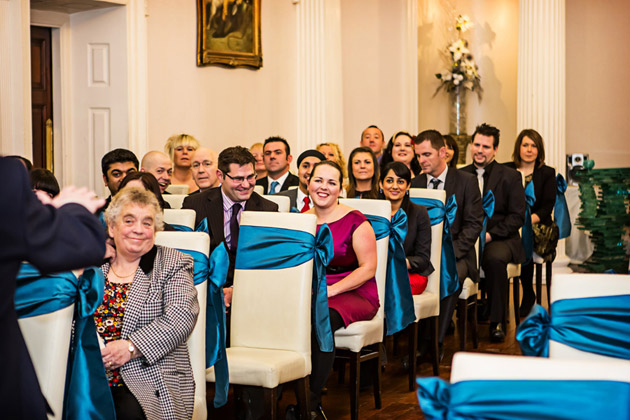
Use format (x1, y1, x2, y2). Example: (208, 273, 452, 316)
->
(128, 341, 136, 358)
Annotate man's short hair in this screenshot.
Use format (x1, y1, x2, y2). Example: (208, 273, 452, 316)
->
(414, 129, 445, 150)
(263, 136, 290, 156)
(218, 146, 257, 174)
(472, 123, 501, 148)
(101, 149, 139, 176)
(361, 125, 384, 141)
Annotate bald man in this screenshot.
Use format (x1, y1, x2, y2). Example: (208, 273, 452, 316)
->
(140, 151, 172, 193)
(191, 147, 220, 192)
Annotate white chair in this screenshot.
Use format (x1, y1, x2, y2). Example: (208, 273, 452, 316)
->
(336, 199, 390, 420)
(206, 211, 316, 420)
(19, 303, 75, 420)
(166, 184, 190, 195)
(408, 188, 443, 383)
(548, 273, 630, 362)
(253, 185, 264, 196)
(457, 239, 479, 351)
(262, 194, 291, 212)
(163, 208, 196, 230)
(155, 231, 210, 420)
(163, 193, 188, 209)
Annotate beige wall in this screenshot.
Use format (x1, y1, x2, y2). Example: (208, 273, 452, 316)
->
(417, 0, 518, 164)
(566, 0, 630, 169)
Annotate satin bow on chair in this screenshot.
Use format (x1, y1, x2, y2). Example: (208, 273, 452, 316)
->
(521, 181, 536, 265)
(235, 224, 335, 352)
(410, 195, 459, 299)
(516, 295, 630, 359)
(16, 264, 116, 420)
(554, 174, 572, 239)
(479, 190, 495, 264)
(366, 209, 415, 335)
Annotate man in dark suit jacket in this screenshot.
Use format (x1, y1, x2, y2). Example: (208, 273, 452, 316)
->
(412, 130, 484, 346)
(255, 136, 299, 194)
(277, 149, 325, 212)
(1, 157, 106, 419)
(460, 123, 526, 342)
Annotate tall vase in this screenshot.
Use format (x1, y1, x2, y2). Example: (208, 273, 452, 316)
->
(448, 86, 469, 165)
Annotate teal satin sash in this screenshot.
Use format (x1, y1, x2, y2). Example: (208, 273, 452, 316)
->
(479, 190, 495, 264)
(16, 264, 115, 420)
(175, 249, 210, 286)
(410, 195, 459, 299)
(171, 224, 193, 232)
(417, 376, 630, 420)
(234, 224, 335, 352)
(365, 210, 415, 335)
(554, 174, 572, 239)
(516, 295, 630, 359)
(196, 217, 209, 234)
(522, 181, 536, 264)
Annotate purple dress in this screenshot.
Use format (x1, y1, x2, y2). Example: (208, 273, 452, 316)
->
(317, 210, 380, 327)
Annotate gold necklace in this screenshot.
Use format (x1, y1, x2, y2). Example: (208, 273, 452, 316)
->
(109, 265, 137, 278)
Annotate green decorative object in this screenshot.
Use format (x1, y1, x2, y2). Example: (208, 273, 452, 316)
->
(575, 164, 630, 273)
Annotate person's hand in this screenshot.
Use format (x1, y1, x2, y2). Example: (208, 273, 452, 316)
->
(49, 186, 105, 214)
(486, 232, 492, 244)
(101, 339, 133, 370)
(223, 287, 233, 310)
(104, 237, 117, 263)
(406, 258, 411, 270)
(531, 213, 540, 224)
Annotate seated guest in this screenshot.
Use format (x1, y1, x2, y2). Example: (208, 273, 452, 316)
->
(5, 155, 33, 170)
(164, 133, 200, 193)
(30, 168, 60, 198)
(249, 142, 267, 179)
(277, 149, 325, 212)
(306, 160, 379, 419)
(443, 134, 459, 168)
(380, 162, 433, 294)
(346, 146, 380, 199)
(255, 136, 299, 194)
(380, 131, 421, 176)
(140, 151, 172, 194)
(190, 147, 220, 193)
(316, 142, 347, 180)
(98, 187, 199, 420)
(101, 148, 139, 210)
(118, 171, 172, 215)
(505, 129, 557, 316)
(360, 125, 385, 164)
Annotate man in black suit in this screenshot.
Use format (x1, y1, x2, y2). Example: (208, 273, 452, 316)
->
(100, 148, 139, 212)
(1, 157, 106, 419)
(277, 149, 325, 212)
(255, 136, 299, 194)
(411, 130, 483, 348)
(460, 123, 526, 342)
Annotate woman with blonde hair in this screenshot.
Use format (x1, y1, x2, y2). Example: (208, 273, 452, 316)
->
(316, 142, 347, 179)
(249, 142, 267, 179)
(164, 134, 200, 193)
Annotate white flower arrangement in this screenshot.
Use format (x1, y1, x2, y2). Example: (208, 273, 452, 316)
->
(435, 15, 482, 99)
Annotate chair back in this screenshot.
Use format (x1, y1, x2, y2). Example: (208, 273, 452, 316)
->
(339, 199, 391, 320)
(154, 231, 210, 420)
(254, 185, 264, 196)
(163, 208, 196, 230)
(263, 194, 291, 212)
(231, 211, 316, 367)
(166, 184, 190, 195)
(19, 304, 75, 420)
(163, 194, 188, 209)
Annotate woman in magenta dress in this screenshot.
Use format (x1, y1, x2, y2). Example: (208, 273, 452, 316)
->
(306, 160, 379, 419)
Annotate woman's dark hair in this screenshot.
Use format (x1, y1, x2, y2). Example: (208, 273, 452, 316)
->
(118, 171, 167, 209)
(379, 161, 412, 185)
(30, 168, 60, 197)
(443, 134, 459, 168)
(346, 147, 380, 199)
(380, 131, 421, 176)
(512, 129, 546, 168)
(309, 160, 343, 185)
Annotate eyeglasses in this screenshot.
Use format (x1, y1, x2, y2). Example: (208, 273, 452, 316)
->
(224, 172, 257, 184)
(191, 161, 214, 169)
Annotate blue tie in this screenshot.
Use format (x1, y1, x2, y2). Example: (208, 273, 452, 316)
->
(269, 181, 280, 194)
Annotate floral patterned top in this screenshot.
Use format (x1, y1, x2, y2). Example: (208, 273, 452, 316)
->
(94, 277, 132, 387)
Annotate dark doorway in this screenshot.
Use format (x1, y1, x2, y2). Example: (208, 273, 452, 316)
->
(31, 26, 53, 170)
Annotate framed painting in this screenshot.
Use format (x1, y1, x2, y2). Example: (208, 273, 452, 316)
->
(197, 0, 262, 68)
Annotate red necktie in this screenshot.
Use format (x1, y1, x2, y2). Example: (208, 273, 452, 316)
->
(301, 196, 310, 213)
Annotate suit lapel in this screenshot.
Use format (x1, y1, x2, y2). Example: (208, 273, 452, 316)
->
(207, 189, 225, 244)
(444, 169, 457, 198)
(414, 173, 428, 188)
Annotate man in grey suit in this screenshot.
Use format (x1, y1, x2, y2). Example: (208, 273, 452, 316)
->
(277, 149, 325, 212)
(411, 129, 483, 350)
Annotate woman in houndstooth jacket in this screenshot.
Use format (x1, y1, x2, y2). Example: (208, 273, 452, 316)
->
(98, 187, 199, 420)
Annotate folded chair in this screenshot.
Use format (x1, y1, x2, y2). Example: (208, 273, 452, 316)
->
(262, 194, 291, 212)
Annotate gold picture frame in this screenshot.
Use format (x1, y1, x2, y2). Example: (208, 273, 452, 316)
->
(197, 0, 262, 69)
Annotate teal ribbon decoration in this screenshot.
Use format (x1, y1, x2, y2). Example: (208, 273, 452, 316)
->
(516, 295, 630, 359)
(416, 376, 630, 420)
(410, 195, 459, 299)
(479, 190, 495, 265)
(522, 181, 536, 264)
(554, 174, 572, 239)
(235, 224, 335, 352)
(195, 217, 209, 234)
(171, 224, 193, 232)
(15, 264, 115, 420)
(365, 210, 415, 335)
(98, 211, 107, 229)
(175, 248, 210, 286)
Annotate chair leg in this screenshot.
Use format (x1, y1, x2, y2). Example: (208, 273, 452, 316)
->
(470, 296, 479, 349)
(349, 351, 360, 420)
(535, 263, 543, 305)
(458, 298, 467, 351)
(430, 317, 439, 376)
(263, 387, 277, 420)
(546, 262, 552, 308)
(372, 344, 382, 409)
(337, 360, 346, 384)
(513, 276, 520, 328)
(408, 321, 418, 392)
(295, 377, 310, 420)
